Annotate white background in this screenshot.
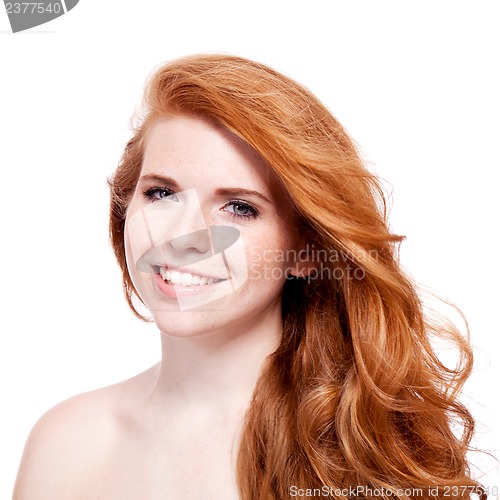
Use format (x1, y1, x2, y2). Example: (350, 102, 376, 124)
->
(1, 1, 499, 497)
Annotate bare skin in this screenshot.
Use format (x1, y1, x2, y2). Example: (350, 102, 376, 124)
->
(13, 115, 306, 499)
(13, 362, 247, 499)
(14, 321, 276, 499)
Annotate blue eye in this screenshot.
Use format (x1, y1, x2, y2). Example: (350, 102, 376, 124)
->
(142, 187, 179, 202)
(223, 200, 259, 220)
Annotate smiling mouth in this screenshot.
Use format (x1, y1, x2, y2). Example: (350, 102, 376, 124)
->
(159, 267, 226, 287)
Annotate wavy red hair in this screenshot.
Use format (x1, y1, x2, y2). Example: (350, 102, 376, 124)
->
(108, 54, 484, 499)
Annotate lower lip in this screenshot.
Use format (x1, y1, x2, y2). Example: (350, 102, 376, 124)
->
(153, 273, 226, 298)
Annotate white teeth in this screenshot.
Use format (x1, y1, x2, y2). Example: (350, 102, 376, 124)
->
(170, 270, 182, 284)
(159, 268, 221, 287)
(181, 273, 192, 286)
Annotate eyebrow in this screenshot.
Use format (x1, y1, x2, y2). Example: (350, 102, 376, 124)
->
(138, 174, 179, 188)
(215, 188, 271, 204)
(138, 173, 271, 204)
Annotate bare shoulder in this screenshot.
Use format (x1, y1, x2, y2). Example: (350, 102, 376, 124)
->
(13, 364, 159, 500)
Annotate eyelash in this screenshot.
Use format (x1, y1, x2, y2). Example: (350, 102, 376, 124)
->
(141, 187, 260, 220)
(142, 187, 178, 202)
(222, 199, 259, 220)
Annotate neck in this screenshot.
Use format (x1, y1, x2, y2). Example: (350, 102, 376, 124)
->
(150, 306, 282, 417)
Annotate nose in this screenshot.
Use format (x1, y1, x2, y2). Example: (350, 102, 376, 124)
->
(166, 198, 212, 256)
(168, 227, 212, 255)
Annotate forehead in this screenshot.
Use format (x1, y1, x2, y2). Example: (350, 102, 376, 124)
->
(141, 114, 274, 193)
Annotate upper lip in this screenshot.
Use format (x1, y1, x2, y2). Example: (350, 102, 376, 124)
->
(156, 264, 227, 281)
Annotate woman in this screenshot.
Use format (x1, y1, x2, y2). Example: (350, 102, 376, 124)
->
(14, 54, 484, 499)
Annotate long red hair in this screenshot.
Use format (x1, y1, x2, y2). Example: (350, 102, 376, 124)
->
(109, 54, 483, 499)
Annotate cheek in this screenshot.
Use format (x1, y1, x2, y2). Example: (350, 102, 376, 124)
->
(123, 199, 166, 277)
(245, 231, 296, 284)
(123, 212, 154, 293)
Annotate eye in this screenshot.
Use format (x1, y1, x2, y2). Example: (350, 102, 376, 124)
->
(222, 200, 259, 220)
(142, 187, 179, 202)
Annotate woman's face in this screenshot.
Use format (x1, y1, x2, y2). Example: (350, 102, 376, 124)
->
(125, 114, 299, 339)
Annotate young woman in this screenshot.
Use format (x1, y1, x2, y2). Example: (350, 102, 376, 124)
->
(14, 54, 484, 499)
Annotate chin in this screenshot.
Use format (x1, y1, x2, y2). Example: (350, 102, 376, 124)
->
(151, 310, 238, 340)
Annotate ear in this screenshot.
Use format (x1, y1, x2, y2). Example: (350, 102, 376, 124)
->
(287, 243, 318, 279)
